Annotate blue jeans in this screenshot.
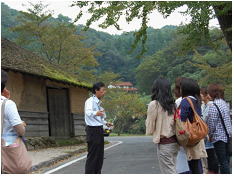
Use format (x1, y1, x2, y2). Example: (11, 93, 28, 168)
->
(213, 141, 230, 174)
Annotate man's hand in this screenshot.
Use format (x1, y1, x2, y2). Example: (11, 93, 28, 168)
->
(96, 111, 105, 116)
(106, 122, 114, 127)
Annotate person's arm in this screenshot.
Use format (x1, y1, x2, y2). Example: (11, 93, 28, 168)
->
(14, 124, 25, 136)
(206, 105, 218, 140)
(145, 101, 158, 135)
(5, 100, 25, 136)
(85, 99, 99, 117)
(180, 99, 190, 122)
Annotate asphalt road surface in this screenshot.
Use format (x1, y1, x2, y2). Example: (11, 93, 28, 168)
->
(46, 136, 161, 174)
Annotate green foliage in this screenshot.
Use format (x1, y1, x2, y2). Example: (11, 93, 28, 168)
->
(135, 28, 231, 101)
(192, 52, 231, 101)
(1, 3, 20, 40)
(102, 89, 147, 135)
(10, 2, 98, 84)
(94, 71, 121, 86)
(1, 3, 177, 84)
(72, 1, 232, 54)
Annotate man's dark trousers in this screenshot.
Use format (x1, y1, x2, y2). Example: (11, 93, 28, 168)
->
(85, 126, 104, 174)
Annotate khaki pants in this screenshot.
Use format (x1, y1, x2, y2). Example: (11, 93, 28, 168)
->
(157, 143, 179, 174)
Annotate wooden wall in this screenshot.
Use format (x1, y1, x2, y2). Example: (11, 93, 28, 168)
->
(6, 70, 89, 137)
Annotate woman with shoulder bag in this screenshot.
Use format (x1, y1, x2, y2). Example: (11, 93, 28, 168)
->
(174, 77, 191, 174)
(180, 78, 207, 174)
(1, 70, 32, 174)
(146, 78, 179, 174)
(206, 84, 232, 174)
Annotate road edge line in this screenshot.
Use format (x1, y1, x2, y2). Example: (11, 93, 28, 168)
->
(44, 141, 123, 174)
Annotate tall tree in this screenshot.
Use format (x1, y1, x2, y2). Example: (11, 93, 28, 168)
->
(11, 2, 98, 82)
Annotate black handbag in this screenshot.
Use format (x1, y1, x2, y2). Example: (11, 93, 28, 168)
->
(214, 103, 232, 156)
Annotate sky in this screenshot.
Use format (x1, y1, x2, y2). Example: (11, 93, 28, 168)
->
(1, 0, 220, 35)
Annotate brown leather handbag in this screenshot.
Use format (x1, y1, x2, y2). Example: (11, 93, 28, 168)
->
(184, 97, 208, 146)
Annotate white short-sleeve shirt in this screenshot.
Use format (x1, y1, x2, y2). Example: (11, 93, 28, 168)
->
(1, 96, 22, 146)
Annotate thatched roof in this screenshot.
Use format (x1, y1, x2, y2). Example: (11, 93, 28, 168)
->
(1, 38, 91, 89)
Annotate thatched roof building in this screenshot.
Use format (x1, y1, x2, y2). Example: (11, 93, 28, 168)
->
(1, 38, 89, 138)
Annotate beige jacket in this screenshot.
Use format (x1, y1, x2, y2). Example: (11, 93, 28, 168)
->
(145, 100, 175, 144)
(184, 139, 207, 160)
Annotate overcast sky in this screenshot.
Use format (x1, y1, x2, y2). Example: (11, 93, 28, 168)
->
(1, 0, 220, 35)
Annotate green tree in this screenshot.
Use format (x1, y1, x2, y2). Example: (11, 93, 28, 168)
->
(192, 50, 231, 101)
(103, 89, 147, 135)
(72, 1, 232, 54)
(11, 2, 98, 82)
(95, 71, 121, 86)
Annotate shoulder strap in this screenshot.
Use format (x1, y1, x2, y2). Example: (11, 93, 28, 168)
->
(185, 97, 198, 116)
(1, 99, 7, 135)
(213, 103, 230, 139)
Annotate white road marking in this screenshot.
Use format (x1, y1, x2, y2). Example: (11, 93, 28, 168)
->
(44, 141, 123, 174)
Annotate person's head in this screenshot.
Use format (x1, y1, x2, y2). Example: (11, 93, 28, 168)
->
(174, 77, 185, 98)
(180, 78, 201, 104)
(92, 82, 106, 99)
(200, 87, 211, 104)
(1, 70, 8, 93)
(151, 77, 175, 115)
(207, 83, 224, 100)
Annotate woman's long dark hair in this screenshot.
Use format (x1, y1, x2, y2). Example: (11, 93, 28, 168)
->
(151, 78, 175, 115)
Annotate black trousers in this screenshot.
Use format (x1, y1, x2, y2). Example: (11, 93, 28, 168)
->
(213, 141, 230, 174)
(85, 126, 104, 174)
(206, 148, 219, 173)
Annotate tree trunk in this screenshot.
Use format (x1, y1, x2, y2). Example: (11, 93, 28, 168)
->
(213, 2, 232, 50)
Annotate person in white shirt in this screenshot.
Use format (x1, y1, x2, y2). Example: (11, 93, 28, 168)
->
(1, 70, 26, 147)
(84, 82, 113, 174)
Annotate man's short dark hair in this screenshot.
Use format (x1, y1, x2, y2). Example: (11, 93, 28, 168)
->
(1, 70, 8, 93)
(92, 82, 105, 94)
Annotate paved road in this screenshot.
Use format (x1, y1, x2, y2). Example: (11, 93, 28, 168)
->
(46, 136, 161, 174)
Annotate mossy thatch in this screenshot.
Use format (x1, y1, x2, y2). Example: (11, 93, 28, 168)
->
(1, 38, 92, 89)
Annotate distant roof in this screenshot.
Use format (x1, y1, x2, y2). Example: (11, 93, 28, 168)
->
(123, 88, 138, 91)
(1, 38, 92, 89)
(113, 82, 133, 86)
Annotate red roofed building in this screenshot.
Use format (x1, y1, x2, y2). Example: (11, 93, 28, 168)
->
(108, 82, 138, 92)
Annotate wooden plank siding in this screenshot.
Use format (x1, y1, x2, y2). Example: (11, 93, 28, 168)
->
(19, 111, 49, 137)
(72, 113, 86, 136)
(19, 112, 86, 137)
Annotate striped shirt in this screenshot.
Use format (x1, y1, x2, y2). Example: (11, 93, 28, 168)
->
(206, 99, 232, 143)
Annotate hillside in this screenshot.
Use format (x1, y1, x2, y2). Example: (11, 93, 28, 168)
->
(1, 2, 176, 84)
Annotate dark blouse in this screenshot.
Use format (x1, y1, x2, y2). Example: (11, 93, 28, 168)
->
(180, 97, 202, 122)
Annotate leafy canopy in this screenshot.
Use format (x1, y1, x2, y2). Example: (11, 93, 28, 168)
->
(72, 1, 231, 55)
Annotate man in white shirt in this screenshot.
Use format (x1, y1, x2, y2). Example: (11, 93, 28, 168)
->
(84, 82, 113, 174)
